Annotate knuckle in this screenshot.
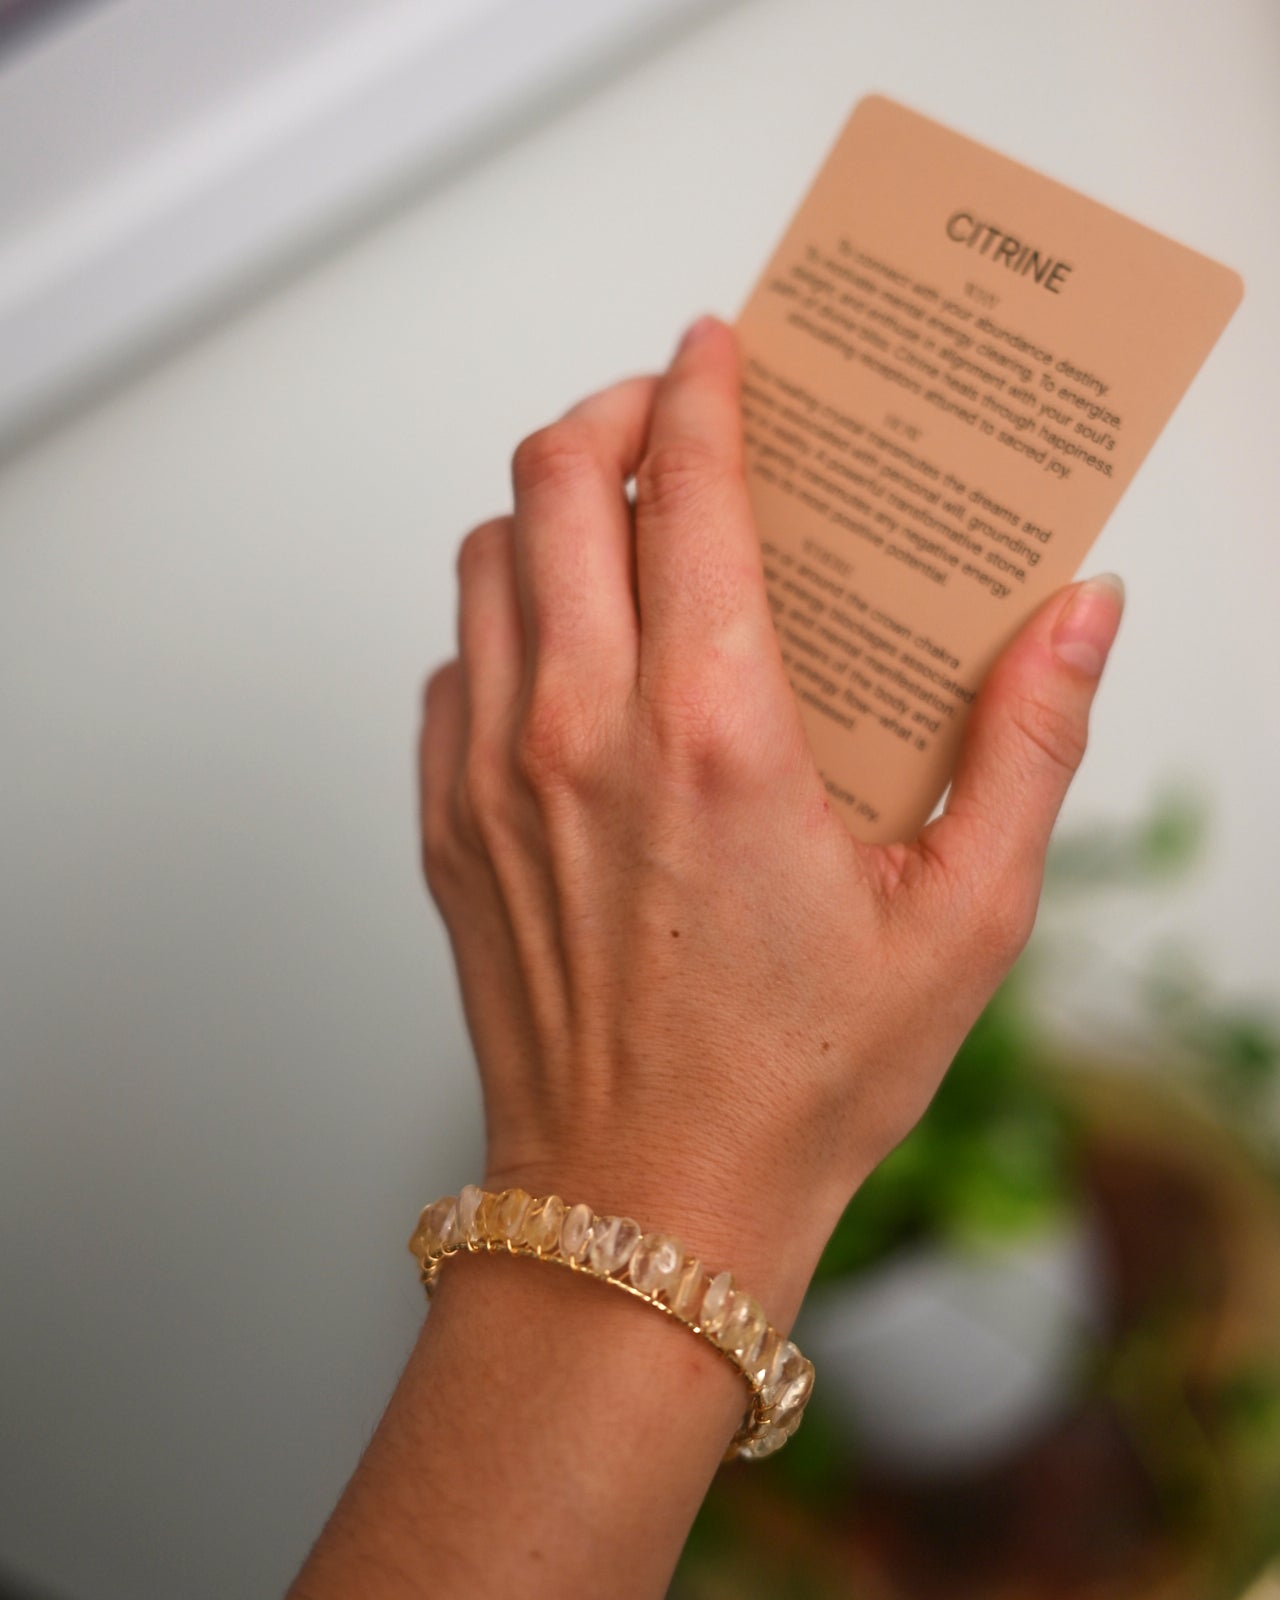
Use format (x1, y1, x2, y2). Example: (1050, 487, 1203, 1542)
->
(420, 800, 466, 898)
(423, 659, 458, 708)
(419, 661, 476, 897)
(510, 421, 596, 497)
(986, 877, 1039, 959)
(634, 439, 720, 522)
(461, 741, 510, 828)
(955, 871, 1039, 976)
(515, 681, 600, 792)
(447, 774, 489, 871)
(1009, 690, 1087, 776)
(456, 517, 509, 578)
(645, 665, 754, 784)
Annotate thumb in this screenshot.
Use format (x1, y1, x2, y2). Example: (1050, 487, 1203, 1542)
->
(918, 573, 1126, 915)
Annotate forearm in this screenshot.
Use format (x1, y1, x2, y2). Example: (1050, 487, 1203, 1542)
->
(288, 1227, 813, 1600)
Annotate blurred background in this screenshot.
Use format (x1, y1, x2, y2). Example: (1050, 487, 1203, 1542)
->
(1, 1, 1277, 1596)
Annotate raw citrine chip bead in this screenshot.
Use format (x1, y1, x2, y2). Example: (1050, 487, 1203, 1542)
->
(699, 1270, 735, 1335)
(456, 1184, 484, 1243)
(476, 1190, 501, 1235)
(588, 1216, 642, 1276)
(719, 1292, 767, 1366)
(629, 1234, 683, 1298)
(668, 1257, 705, 1318)
(558, 1202, 594, 1263)
(494, 1188, 532, 1241)
(412, 1196, 459, 1257)
(520, 1195, 565, 1253)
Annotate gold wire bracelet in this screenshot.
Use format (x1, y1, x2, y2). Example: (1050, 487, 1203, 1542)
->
(408, 1184, 815, 1462)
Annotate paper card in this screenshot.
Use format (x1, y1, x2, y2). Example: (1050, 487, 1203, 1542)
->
(736, 94, 1243, 842)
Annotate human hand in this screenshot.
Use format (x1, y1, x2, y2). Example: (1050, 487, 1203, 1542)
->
(417, 315, 1123, 1327)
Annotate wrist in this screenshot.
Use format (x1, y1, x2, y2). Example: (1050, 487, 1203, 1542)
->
(416, 1173, 822, 1464)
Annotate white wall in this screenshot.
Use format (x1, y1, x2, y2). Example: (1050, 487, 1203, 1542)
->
(1, 2, 1277, 1595)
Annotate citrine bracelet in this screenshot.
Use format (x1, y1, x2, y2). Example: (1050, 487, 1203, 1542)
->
(408, 1184, 815, 1461)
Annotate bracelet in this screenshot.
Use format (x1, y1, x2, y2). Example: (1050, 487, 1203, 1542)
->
(408, 1184, 815, 1462)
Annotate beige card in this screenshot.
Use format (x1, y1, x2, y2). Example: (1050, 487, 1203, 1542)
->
(737, 94, 1243, 842)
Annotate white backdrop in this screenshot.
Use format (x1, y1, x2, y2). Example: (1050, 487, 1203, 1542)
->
(1, 2, 1277, 1595)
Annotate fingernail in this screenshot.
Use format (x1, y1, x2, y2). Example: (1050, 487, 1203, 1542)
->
(677, 314, 720, 356)
(1051, 573, 1126, 677)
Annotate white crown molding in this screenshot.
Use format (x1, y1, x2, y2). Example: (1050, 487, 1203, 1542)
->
(0, 0, 726, 450)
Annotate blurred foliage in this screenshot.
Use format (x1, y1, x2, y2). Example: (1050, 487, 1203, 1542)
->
(814, 784, 1279, 1284)
(674, 787, 1280, 1599)
(1143, 953, 1280, 1163)
(1043, 785, 1210, 890)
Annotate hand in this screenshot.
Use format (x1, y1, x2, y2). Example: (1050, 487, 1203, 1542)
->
(416, 315, 1123, 1326)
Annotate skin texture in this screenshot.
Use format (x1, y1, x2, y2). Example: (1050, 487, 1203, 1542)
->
(286, 315, 1124, 1599)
